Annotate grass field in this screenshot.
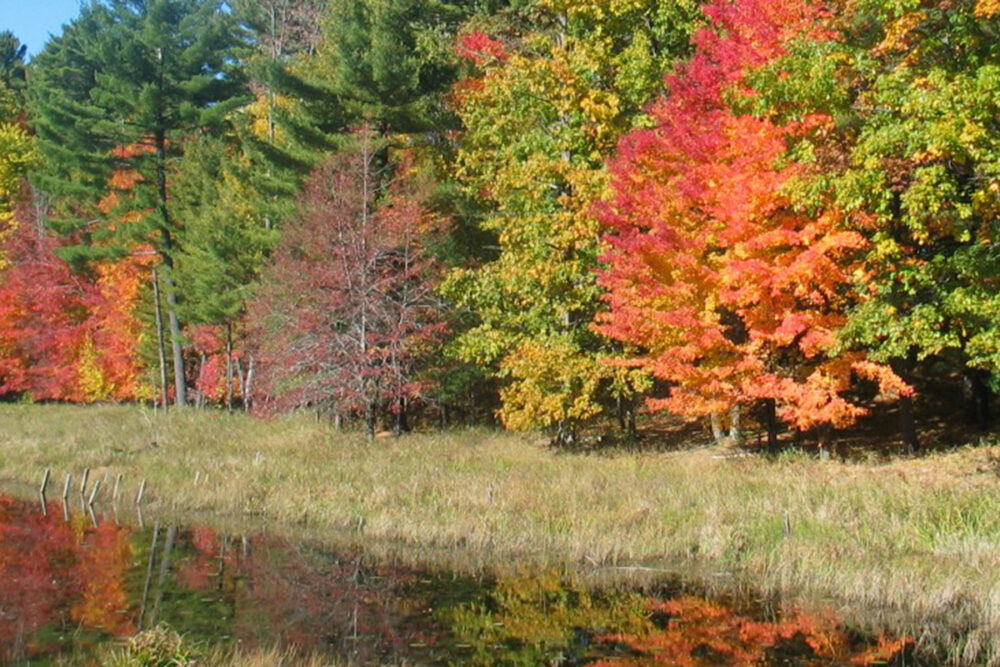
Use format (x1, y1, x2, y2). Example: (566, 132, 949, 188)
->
(2, 403, 1000, 663)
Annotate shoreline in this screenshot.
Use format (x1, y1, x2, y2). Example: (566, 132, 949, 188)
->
(2, 403, 998, 663)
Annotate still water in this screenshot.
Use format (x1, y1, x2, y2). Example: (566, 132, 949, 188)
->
(0, 494, 912, 665)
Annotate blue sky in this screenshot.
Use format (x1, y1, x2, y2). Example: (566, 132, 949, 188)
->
(1, 0, 84, 57)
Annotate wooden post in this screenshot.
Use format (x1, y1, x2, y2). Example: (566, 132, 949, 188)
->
(79, 468, 90, 497)
(39, 468, 51, 496)
(136, 479, 147, 506)
(113, 474, 123, 503)
(88, 479, 101, 506)
(783, 514, 791, 538)
(62, 473, 71, 500)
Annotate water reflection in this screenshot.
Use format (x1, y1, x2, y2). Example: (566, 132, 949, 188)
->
(0, 495, 912, 665)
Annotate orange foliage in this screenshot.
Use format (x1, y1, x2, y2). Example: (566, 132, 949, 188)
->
(596, 0, 902, 429)
(70, 522, 135, 635)
(593, 596, 912, 666)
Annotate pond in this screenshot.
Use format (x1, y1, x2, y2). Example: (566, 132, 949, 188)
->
(0, 493, 913, 665)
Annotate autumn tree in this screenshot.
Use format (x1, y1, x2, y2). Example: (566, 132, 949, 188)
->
(731, 0, 1000, 447)
(442, 0, 701, 444)
(596, 0, 909, 448)
(252, 129, 445, 438)
(28, 0, 249, 407)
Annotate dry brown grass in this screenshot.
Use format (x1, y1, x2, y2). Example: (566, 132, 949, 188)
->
(3, 404, 1000, 663)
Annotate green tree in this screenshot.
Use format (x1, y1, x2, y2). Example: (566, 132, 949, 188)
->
(320, 0, 481, 133)
(0, 32, 34, 259)
(28, 0, 249, 406)
(442, 0, 699, 443)
(173, 135, 279, 410)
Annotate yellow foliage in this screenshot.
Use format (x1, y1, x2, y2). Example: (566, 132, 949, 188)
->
(975, 0, 1000, 16)
(498, 338, 606, 430)
(76, 338, 113, 402)
(0, 122, 37, 264)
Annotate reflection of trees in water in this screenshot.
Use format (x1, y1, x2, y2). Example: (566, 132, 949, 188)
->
(0, 496, 914, 665)
(0, 496, 134, 662)
(594, 596, 913, 665)
(444, 572, 913, 666)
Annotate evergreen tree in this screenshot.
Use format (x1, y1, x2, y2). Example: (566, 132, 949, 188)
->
(28, 0, 249, 406)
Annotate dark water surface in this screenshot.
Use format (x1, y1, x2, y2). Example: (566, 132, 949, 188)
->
(0, 494, 913, 665)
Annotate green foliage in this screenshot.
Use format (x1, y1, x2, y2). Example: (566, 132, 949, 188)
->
(320, 0, 476, 131)
(751, 0, 1000, 381)
(442, 0, 699, 438)
(28, 0, 249, 259)
(174, 135, 280, 329)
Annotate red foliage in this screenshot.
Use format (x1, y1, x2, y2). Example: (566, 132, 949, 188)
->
(189, 325, 243, 404)
(0, 225, 95, 401)
(0, 219, 150, 402)
(456, 30, 508, 64)
(251, 129, 446, 425)
(0, 497, 134, 662)
(596, 0, 902, 430)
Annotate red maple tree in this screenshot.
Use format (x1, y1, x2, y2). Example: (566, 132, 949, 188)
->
(595, 0, 907, 443)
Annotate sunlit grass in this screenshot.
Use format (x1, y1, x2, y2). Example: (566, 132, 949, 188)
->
(3, 403, 1000, 663)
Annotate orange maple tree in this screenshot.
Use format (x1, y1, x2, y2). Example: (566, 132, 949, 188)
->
(595, 0, 908, 438)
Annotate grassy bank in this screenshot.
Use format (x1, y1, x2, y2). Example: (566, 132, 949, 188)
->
(3, 404, 1000, 663)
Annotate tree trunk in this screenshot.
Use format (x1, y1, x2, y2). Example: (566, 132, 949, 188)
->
(763, 399, 779, 454)
(891, 358, 920, 453)
(151, 268, 169, 410)
(963, 368, 992, 432)
(394, 397, 409, 435)
(899, 393, 919, 454)
(627, 402, 637, 441)
(161, 263, 186, 407)
(728, 404, 742, 445)
(710, 412, 726, 445)
(364, 402, 377, 442)
(243, 355, 255, 413)
(153, 120, 186, 408)
(225, 323, 234, 413)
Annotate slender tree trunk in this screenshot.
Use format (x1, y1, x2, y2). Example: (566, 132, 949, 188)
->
(244, 355, 255, 413)
(151, 525, 177, 625)
(365, 402, 377, 442)
(153, 117, 187, 407)
(891, 359, 920, 453)
(898, 393, 919, 454)
(151, 268, 169, 410)
(225, 322, 234, 413)
(159, 252, 186, 407)
(763, 399, 779, 454)
(964, 368, 992, 432)
(729, 404, 742, 445)
(394, 397, 409, 435)
(710, 412, 726, 445)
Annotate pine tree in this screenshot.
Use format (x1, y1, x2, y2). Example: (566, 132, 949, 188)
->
(28, 0, 249, 406)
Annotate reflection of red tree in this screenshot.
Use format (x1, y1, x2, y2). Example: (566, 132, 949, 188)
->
(176, 525, 225, 591)
(0, 497, 79, 660)
(593, 596, 911, 666)
(72, 522, 135, 635)
(222, 534, 441, 662)
(0, 497, 135, 661)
